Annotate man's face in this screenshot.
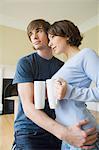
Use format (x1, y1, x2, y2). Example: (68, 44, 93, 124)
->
(30, 27, 49, 50)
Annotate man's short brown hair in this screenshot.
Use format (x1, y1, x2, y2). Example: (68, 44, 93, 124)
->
(27, 19, 50, 42)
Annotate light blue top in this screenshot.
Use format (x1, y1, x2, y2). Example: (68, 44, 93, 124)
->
(52, 48, 99, 130)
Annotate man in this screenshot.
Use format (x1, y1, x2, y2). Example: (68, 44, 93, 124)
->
(12, 19, 97, 150)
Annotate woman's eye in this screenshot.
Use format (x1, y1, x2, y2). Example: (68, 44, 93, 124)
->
(51, 35, 54, 38)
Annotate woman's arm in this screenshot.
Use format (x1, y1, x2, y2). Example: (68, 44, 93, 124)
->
(55, 50, 99, 102)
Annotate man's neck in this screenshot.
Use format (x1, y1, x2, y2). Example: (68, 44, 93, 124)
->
(37, 48, 53, 60)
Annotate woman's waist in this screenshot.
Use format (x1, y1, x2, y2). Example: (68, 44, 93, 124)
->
(55, 100, 97, 129)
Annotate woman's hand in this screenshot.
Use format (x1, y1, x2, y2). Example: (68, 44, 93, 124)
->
(62, 120, 97, 149)
(54, 78, 67, 100)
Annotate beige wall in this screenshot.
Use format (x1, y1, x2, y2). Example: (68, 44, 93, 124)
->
(0, 25, 99, 65)
(0, 26, 4, 64)
(0, 25, 33, 65)
(80, 25, 99, 54)
(56, 25, 99, 61)
(98, 26, 99, 54)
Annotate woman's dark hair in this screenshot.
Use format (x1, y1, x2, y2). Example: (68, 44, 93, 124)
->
(48, 20, 83, 47)
(27, 19, 50, 42)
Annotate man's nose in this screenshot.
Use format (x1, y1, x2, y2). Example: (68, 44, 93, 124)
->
(32, 32, 38, 39)
(35, 32, 38, 39)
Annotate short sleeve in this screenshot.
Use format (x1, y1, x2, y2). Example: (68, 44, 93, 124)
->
(13, 57, 34, 84)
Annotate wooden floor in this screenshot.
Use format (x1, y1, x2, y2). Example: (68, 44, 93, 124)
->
(0, 114, 14, 150)
(0, 111, 99, 150)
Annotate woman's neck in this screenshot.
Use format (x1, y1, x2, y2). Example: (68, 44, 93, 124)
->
(65, 46, 80, 59)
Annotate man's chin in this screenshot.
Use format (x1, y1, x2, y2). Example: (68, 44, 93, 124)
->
(33, 45, 41, 50)
(34, 45, 49, 50)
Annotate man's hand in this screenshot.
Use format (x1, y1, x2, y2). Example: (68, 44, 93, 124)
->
(54, 78, 67, 100)
(62, 120, 97, 149)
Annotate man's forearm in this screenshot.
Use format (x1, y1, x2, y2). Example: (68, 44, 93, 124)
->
(24, 102, 65, 140)
(23, 102, 97, 148)
(18, 81, 97, 148)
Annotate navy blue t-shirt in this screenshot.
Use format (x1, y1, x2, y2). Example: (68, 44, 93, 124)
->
(13, 52, 64, 133)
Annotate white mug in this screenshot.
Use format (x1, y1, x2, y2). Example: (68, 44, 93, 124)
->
(34, 81, 45, 109)
(46, 79, 57, 109)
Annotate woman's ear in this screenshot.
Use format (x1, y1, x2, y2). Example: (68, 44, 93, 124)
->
(66, 37, 69, 44)
(66, 37, 69, 41)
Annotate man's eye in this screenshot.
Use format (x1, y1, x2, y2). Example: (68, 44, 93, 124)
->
(36, 30, 39, 33)
(37, 29, 42, 33)
(39, 29, 43, 32)
(29, 32, 32, 36)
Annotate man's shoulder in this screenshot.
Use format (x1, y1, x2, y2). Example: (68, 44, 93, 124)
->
(21, 52, 36, 59)
(18, 52, 37, 64)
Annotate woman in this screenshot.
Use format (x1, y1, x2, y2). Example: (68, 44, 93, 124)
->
(48, 20, 99, 150)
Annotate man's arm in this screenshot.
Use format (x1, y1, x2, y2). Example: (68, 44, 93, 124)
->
(18, 82, 97, 148)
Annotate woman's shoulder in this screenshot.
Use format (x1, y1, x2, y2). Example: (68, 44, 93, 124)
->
(81, 48, 97, 55)
(78, 48, 98, 61)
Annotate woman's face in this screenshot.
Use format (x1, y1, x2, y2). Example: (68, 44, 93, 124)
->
(48, 34, 68, 54)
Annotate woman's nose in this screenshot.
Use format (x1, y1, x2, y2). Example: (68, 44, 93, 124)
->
(48, 41, 52, 47)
